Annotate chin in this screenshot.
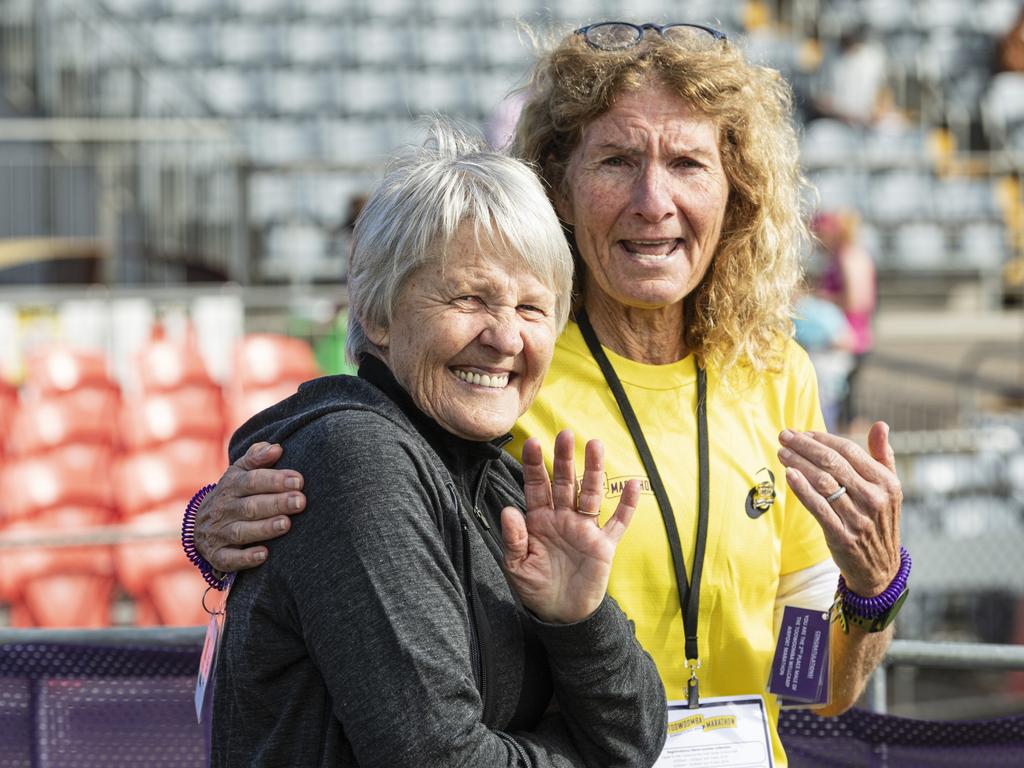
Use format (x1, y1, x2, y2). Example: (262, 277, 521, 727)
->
(450, 415, 518, 442)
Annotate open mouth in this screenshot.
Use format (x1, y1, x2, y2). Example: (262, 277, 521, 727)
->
(620, 238, 683, 259)
(452, 368, 510, 389)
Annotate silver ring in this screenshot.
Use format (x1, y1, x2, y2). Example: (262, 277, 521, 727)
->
(825, 485, 847, 503)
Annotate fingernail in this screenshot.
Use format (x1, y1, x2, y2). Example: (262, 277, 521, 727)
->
(274, 518, 289, 532)
(286, 477, 302, 490)
(254, 550, 267, 562)
(288, 494, 304, 511)
(778, 447, 793, 461)
(780, 429, 794, 442)
(258, 443, 273, 456)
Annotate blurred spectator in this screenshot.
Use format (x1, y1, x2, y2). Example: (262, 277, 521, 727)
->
(811, 209, 877, 431)
(997, 7, 1024, 73)
(793, 292, 855, 432)
(809, 25, 894, 127)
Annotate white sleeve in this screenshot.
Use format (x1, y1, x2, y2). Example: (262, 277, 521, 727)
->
(772, 558, 840, 638)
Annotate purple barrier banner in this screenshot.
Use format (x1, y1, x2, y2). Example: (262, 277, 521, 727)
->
(780, 707, 1024, 767)
(0, 642, 206, 768)
(3, 639, 1024, 767)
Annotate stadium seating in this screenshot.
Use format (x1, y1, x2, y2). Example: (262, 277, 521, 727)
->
(119, 387, 226, 450)
(6, 391, 119, 457)
(226, 333, 321, 430)
(0, 511, 117, 628)
(113, 440, 223, 518)
(22, 347, 118, 397)
(115, 505, 210, 626)
(135, 332, 218, 393)
(0, 449, 115, 521)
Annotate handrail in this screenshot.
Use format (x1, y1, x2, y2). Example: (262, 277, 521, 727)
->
(865, 639, 1024, 714)
(0, 626, 205, 646)
(0, 118, 239, 143)
(886, 639, 1024, 671)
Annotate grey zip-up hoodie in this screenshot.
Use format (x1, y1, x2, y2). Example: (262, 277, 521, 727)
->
(211, 356, 666, 768)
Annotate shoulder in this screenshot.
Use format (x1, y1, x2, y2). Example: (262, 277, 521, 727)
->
(780, 336, 817, 377)
(277, 405, 454, 539)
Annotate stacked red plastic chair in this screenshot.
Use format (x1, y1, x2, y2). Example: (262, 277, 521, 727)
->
(226, 333, 321, 432)
(0, 347, 119, 627)
(114, 329, 225, 626)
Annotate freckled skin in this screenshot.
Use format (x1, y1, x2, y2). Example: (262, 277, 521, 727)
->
(369, 222, 559, 442)
(556, 80, 730, 349)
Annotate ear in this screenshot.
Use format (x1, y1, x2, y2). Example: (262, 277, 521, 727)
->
(364, 319, 390, 349)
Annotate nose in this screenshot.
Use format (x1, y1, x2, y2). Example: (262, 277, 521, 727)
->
(479, 309, 524, 357)
(631, 164, 674, 223)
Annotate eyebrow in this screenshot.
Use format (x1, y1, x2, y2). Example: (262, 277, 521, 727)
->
(590, 141, 717, 160)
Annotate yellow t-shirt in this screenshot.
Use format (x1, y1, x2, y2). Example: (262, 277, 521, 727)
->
(510, 321, 832, 767)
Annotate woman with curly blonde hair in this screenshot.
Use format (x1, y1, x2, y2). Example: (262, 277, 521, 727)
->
(187, 22, 909, 767)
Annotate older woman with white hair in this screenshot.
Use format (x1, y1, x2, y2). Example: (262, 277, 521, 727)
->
(208, 123, 666, 767)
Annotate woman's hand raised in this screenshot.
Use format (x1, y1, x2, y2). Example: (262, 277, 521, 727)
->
(779, 422, 902, 596)
(501, 430, 639, 624)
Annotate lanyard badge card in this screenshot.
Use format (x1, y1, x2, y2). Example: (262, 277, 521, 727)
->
(195, 578, 233, 723)
(767, 605, 831, 708)
(655, 696, 775, 768)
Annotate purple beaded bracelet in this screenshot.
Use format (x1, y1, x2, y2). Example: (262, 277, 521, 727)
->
(837, 546, 911, 619)
(181, 483, 232, 591)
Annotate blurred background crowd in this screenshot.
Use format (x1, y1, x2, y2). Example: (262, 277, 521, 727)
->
(1, 0, 1023, 724)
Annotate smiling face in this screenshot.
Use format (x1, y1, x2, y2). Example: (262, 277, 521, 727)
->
(369, 220, 559, 442)
(557, 80, 730, 315)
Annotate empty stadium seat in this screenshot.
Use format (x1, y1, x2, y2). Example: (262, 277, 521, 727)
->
(285, 23, 344, 66)
(0, 513, 116, 628)
(119, 388, 226, 450)
(135, 332, 217, 393)
(23, 347, 117, 397)
(115, 506, 210, 626)
(892, 222, 950, 269)
(869, 172, 936, 224)
(233, 333, 320, 389)
(983, 72, 1024, 149)
(0, 451, 115, 520)
(0, 381, 17, 451)
(113, 440, 224, 518)
(6, 391, 120, 457)
(957, 222, 1011, 269)
(227, 380, 305, 432)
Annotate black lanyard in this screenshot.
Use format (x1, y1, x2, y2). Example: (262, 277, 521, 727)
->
(577, 311, 710, 707)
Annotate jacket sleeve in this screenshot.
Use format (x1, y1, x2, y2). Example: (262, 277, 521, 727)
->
(269, 412, 664, 768)
(521, 597, 668, 767)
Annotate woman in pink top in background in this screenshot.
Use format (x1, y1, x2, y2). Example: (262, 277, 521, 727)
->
(812, 209, 877, 431)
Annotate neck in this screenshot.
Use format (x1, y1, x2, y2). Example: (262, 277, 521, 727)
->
(582, 290, 688, 364)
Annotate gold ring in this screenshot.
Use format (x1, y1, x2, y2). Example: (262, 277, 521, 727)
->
(576, 509, 601, 517)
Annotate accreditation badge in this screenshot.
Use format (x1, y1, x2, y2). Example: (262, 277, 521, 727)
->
(654, 696, 775, 768)
(767, 605, 832, 708)
(194, 582, 232, 723)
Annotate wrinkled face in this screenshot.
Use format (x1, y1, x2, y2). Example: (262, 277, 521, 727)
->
(557, 81, 730, 311)
(370, 221, 559, 441)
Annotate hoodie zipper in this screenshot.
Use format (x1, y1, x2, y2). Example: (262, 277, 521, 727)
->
(461, 519, 493, 725)
(450, 482, 493, 726)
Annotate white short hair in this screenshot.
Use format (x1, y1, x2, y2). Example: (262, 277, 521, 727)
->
(346, 120, 573, 364)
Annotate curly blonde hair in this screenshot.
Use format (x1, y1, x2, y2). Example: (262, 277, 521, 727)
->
(512, 31, 812, 375)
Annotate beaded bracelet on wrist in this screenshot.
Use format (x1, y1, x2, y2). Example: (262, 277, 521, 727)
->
(182, 483, 232, 591)
(837, 546, 911, 618)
